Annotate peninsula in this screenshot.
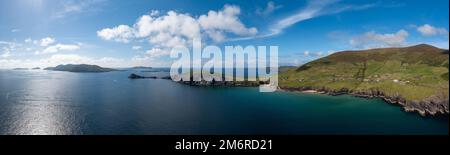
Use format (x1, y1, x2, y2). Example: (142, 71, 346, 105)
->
(279, 44, 449, 116)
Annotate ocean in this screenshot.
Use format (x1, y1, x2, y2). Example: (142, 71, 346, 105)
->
(0, 69, 448, 135)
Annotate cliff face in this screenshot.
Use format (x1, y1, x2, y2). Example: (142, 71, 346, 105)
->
(279, 44, 449, 116)
(281, 86, 449, 116)
(351, 89, 448, 116)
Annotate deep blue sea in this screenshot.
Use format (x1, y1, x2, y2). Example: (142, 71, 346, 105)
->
(0, 69, 448, 135)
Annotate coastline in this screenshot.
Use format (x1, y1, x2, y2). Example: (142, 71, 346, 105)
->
(280, 87, 449, 117)
(131, 75, 449, 117)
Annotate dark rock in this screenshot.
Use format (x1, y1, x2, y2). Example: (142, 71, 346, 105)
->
(128, 73, 157, 79)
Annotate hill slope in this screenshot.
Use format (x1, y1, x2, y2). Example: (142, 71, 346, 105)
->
(279, 44, 449, 116)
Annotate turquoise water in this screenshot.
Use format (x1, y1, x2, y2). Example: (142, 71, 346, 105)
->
(0, 69, 448, 135)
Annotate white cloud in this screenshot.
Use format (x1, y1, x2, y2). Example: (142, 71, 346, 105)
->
(24, 38, 33, 43)
(134, 11, 200, 47)
(417, 24, 448, 36)
(132, 46, 142, 50)
(146, 48, 170, 58)
(97, 25, 134, 43)
(1, 50, 11, 58)
(37, 44, 80, 55)
(256, 1, 283, 16)
(350, 29, 409, 49)
(0, 41, 21, 58)
(198, 5, 258, 40)
(98, 4, 257, 48)
(0, 41, 16, 46)
(39, 37, 56, 46)
(304, 50, 310, 56)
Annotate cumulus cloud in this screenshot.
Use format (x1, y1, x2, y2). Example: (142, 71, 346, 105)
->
(39, 37, 56, 46)
(417, 24, 448, 36)
(97, 4, 258, 57)
(146, 48, 170, 58)
(350, 29, 409, 48)
(0, 41, 21, 58)
(98, 4, 260, 45)
(36, 44, 80, 55)
(24, 37, 56, 46)
(97, 25, 134, 43)
(22, 37, 82, 55)
(198, 5, 258, 40)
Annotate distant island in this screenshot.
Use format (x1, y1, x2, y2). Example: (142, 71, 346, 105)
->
(13, 68, 29, 70)
(279, 44, 449, 116)
(132, 66, 153, 70)
(32, 67, 40, 70)
(44, 64, 116, 73)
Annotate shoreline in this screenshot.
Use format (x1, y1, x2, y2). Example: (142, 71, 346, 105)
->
(130, 75, 449, 117)
(279, 87, 449, 117)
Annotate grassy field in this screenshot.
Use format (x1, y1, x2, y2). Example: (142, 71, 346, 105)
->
(279, 44, 449, 101)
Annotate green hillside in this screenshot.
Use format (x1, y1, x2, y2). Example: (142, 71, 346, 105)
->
(279, 44, 449, 115)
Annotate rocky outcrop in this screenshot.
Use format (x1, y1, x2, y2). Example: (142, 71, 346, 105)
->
(128, 73, 172, 80)
(351, 89, 449, 116)
(280, 86, 449, 116)
(399, 94, 448, 116)
(128, 73, 157, 79)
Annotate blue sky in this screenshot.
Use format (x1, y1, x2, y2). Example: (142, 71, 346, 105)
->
(0, 0, 448, 68)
